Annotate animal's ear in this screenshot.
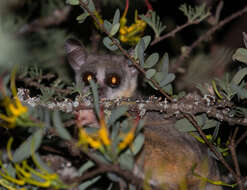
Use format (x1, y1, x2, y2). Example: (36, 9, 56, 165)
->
(65, 38, 87, 71)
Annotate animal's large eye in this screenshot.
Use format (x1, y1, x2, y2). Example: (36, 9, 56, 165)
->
(105, 73, 121, 88)
(82, 72, 96, 85)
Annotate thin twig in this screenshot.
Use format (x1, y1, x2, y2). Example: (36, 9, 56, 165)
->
(173, 4, 247, 71)
(79, 0, 172, 101)
(236, 130, 247, 146)
(229, 127, 244, 190)
(151, 19, 208, 46)
(183, 113, 238, 181)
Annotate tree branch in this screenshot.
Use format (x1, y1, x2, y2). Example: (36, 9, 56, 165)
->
(183, 113, 238, 183)
(173, 4, 247, 72)
(151, 18, 208, 46)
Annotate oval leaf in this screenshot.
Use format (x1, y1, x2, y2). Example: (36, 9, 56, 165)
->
(233, 48, 247, 64)
(132, 133, 144, 155)
(113, 9, 120, 25)
(104, 20, 112, 33)
(145, 69, 156, 79)
(103, 37, 119, 51)
(13, 128, 43, 163)
(66, 0, 79, 5)
(142, 36, 151, 50)
(79, 176, 101, 190)
(78, 160, 95, 175)
(53, 111, 72, 141)
(108, 105, 128, 126)
(76, 12, 89, 23)
(162, 83, 173, 95)
(159, 73, 175, 87)
(110, 23, 120, 36)
(119, 152, 134, 170)
(231, 67, 247, 85)
(137, 39, 145, 66)
(135, 36, 151, 58)
(148, 81, 158, 90)
(154, 72, 165, 83)
(144, 53, 159, 68)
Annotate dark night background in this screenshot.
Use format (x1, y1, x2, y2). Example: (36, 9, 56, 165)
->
(1, 0, 247, 189)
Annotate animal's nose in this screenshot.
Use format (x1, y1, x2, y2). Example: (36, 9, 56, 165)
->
(98, 86, 106, 98)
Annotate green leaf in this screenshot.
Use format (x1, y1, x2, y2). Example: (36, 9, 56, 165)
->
(81, 0, 95, 12)
(89, 79, 100, 118)
(161, 53, 169, 74)
(232, 48, 247, 64)
(13, 128, 43, 163)
(143, 53, 159, 69)
(159, 73, 175, 87)
(103, 37, 119, 51)
(78, 160, 95, 175)
(148, 80, 158, 90)
(136, 119, 145, 133)
(179, 3, 209, 22)
(52, 111, 72, 141)
(132, 133, 144, 155)
(162, 83, 173, 95)
(110, 23, 120, 36)
(107, 173, 122, 182)
(231, 83, 247, 99)
(145, 69, 156, 79)
(142, 36, 151, 50)
(140, 11, 166, 38)
(76, 12, 89, 23)
(33, 153, 54, 173)
(113, 9, 120, 25)
(66, 0, 79, 5)
(111, 122, 121, 141)
(108, 105, 128, 126)
(104, 20, 113, 33)
(134, 37, 149, 59)
(91, 152, 109, 164)
(6, 164, 16, 178)
(79, 176, 101, 190)
(137, 39, 145, 66)
(154, 72, 165, 83)
(231, 68, 247, 85)
(107, 183, 113, 190)
(119, 152, 134, 170)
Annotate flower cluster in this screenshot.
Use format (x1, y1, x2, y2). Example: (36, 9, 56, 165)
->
(0, 138, 67, 190)
(78, 110, 137, 156)
(119, 10, 146, 45)
(0, 68, 40, 128)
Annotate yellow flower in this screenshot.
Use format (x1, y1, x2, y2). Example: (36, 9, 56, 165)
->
(99, 115, 111, 146)
(77, 111, 112, 152)
(118, 126, 136, 151)
(0, 67, 28, 128)
(1, 137, 67, 189)
(78, 128, 102, 149)
(119, 10, 146, 45)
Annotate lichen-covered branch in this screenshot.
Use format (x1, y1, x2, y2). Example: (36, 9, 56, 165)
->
(18, 88, 247, 127)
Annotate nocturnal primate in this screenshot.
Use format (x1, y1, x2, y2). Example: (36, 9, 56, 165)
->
(65, 38, 222, 190)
